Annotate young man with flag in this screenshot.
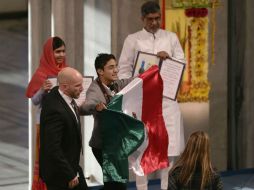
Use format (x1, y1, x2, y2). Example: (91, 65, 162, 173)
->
(79, 53, 132, 189)
(100, 64, 169, 184)
(80, 52, 170, 189)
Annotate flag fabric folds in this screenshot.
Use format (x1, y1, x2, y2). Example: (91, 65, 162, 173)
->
(100, 65, 169, 183)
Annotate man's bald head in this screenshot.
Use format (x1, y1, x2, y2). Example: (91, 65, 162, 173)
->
(58, 67, 83, 99)
(58, 67, 82, 85)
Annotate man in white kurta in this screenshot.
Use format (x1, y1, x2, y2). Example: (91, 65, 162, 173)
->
(118, 1, 185, 190)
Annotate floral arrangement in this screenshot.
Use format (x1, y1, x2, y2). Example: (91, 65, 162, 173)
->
(162, 0, 219, 102)
(171, 0, 212, 8)
(177, 8, 210, 102)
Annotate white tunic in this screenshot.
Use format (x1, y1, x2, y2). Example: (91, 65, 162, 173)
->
(118, 28, 185, 156)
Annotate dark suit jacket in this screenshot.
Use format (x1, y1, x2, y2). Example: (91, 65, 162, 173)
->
(40, 86, 83, 188)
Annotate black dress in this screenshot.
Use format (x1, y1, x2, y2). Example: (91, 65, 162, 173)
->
(168, 167, 223, 190)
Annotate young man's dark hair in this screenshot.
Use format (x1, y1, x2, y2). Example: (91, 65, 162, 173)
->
(141, 1, 160, 17)
(52, 36, 65, 50)
(95, 53, 116, 75)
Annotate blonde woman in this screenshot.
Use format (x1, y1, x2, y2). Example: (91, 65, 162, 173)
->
(168, 131, 223, 190)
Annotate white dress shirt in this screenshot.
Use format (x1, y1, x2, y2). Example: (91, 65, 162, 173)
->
(58, 89, 79, 122)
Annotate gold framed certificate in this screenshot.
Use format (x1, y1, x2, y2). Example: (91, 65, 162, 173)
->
(75, 76, 94, 106)
(160, 58, 185, 100)
(133, 51, 185, 101)
(132, 51, 161, 77)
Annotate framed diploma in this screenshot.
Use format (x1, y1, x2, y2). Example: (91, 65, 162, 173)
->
(133, 51, 185, 101)
(75, 76, 94, 106)
(47, 76, 57, 87)
(47, 76, 94, 105)
(160, 58, 185, 100)
(132, 51, 160, 77)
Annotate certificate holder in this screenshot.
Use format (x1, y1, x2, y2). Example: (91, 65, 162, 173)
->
(47, 76, 57, 87)
(160, 58, 185, 100)
(132, 51, 161, 77)
(133, 51, 185, 101)
(75, 76, 94, 106)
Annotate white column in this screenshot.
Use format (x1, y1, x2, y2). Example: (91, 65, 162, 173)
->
(83, 0, 112, 186)
(28, 0, 51, 188)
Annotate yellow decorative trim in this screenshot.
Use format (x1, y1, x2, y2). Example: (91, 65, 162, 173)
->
(171, 0, 211, 8)
(177, 16, 210, 102)
(165, 7, 215, 102)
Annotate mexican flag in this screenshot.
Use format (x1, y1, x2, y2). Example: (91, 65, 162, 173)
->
(101, 65, 169, 183)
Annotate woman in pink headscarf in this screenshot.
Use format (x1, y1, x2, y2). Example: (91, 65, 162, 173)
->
(26, 37, 67, 190)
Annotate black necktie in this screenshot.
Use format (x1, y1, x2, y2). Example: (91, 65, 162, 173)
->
(71, 99, 80, 122)
(71, 99, 83, 154)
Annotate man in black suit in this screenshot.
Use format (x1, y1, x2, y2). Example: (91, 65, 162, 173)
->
(40, 67, 88, 190)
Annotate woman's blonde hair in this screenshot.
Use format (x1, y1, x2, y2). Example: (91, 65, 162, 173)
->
(171, 131, 214, 189)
